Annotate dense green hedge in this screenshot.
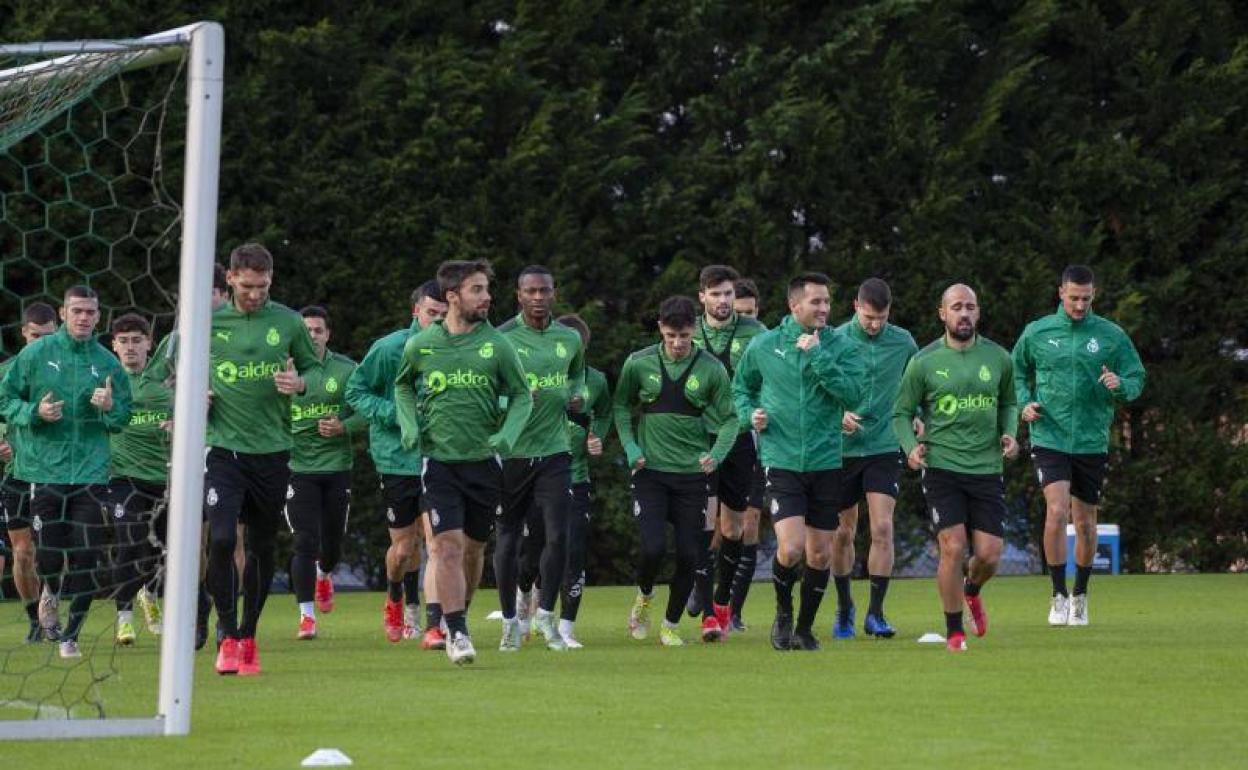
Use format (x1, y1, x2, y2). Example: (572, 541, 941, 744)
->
(4, 1, 1244, 580)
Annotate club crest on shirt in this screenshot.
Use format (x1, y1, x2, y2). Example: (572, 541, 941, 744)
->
(686, 374, 701, 392)
(978, 365, 991, 382)
(1086, 337, 1099, 353)
(325, 376, 338, 393)
(479, 342, 494, 359)
(555, 342, 568, 359)
(266, 328, 281, 346)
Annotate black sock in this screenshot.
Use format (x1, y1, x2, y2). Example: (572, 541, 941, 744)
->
(444, 609, 468, 636)
(867, 575, 890, 617)
(426, 602, 443, 629)
(772, 557, 799, 614)
(403, 572, 421, 607)
(1074, 564, 1092, 596)
(833, 573, 852, 609)
(25, 600, 38, 623)
(945, 611, 964, 636)
(695, 530, 714, 619)
(731, 543, 757, 615)
(714, 537, 742, 606)
(1049, 564, 1068, 597)
(963, 580, 981, 597)
(796, 566, 830, 632)
(387, 581, 403, 603)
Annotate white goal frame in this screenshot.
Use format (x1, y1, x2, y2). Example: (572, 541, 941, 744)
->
(0, 22, 222, 739)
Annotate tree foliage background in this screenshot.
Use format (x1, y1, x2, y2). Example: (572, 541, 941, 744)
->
(4, 0, 1245, 581)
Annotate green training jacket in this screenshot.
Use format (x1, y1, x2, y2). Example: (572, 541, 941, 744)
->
(893, 335, 1018, 475)
(613, 345, 736, 474)
(0, 326, 132, 484)
(498, 313, 585, 459)
(345, 322, 422, 476)
(111, 367, 172, 484)
(207, 301, 323, 455)
(836, 318, 918, 457)
(569, 366, 612, 485)
(291, 350, 368, 474)
(1011, 306, 1145, 454)
(732, 314, 864, 473)
(394, 320, 533, 462)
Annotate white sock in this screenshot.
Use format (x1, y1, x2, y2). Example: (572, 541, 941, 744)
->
(536, 607, 553, 620)
(558, 619, 574, 638)
(299, 601, 315, 619)
(118, 610, 133, 625)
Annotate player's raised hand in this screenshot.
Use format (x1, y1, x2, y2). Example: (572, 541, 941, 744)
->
(586, 430, 603, 456)
(842, 411, 862, 434)
(907, 443, 927, 470)
(1098, 365, 1120, 391)
(90, 375, 114, 412)
(274, 357, 304, 395)
(1021, 401, 1043, 422)
(1001, 434, 1019, 459)
(38, 391, 64, 422)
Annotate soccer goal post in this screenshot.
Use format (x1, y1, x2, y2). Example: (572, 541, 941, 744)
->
(0, 22, 221, 739)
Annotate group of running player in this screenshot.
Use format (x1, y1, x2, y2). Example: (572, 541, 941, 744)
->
(0, 244, 1144, 668)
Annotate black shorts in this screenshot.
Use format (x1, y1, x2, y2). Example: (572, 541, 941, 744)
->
(836, 452, 904, 510)
(712, 432, 758, 512)
(920, 467, 1006, 537)
(204, 447, 291, 544)
(287, 471, 352, 533)
(110, 477, 169, 550)
(762, 467, 844, 531)
(501, 453, 571, 529)
(379, 473, 421, 529)
(747, 450, 765, 510)
(420, 457, 502, 543)
(1, 476, 31, 530)
(1030, 447, 1109, 505)
(569, 481, 591, 522)
(631, 468, 709, 527)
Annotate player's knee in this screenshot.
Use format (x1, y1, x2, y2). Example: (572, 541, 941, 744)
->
(937, 534, 965, 559)
(870, 519, 894, 546)
(1074, 518, 1096, 540)
(777, 543, 804, 566)
(12, 538, 35, 563)
(1045, 502, 1070, 524)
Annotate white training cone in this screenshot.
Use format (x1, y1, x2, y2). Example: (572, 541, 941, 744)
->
(301, 748, 353, 766)
(486, 610, 504, 620)
(917, 632, 946, 644)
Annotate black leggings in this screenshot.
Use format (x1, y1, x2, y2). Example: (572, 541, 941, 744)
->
(111, 478, 168, 610)
(30, 484, 109, 641)
(495, 454, 571, 617)
(631, 469, 707, 625)
(204, 448, 289, 639)
(284, 471, 350, 604)
(560, 483, 592, 622)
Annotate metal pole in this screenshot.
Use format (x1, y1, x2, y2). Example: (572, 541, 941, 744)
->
(157, 20, 223, 737)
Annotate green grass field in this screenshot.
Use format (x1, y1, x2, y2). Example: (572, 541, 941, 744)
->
(2, 574, 1245, 768)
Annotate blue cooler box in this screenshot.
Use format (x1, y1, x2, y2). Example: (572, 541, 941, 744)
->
(1065, 523, 1121, 576)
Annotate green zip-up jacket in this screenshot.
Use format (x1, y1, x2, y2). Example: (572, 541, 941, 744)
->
(0, 357, 18, 477)
(732, 315, 864, 473)
(394, 320, 533, 462)
(346, 321, 422, 476)
(208, 301, 322, 455)
(613, 346, 736, 474)
(695, 312, 768, 435)
(111, 367, 172, 484)
(1011, 306, 1145, 454)
(893, 335, 1018, 475)
(291, 350, 367, 474)
(0, 327, 132, 484)
(498, 314, 585, 459)
(568, 366, 612, 484)
(836, 318, 918, 457)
